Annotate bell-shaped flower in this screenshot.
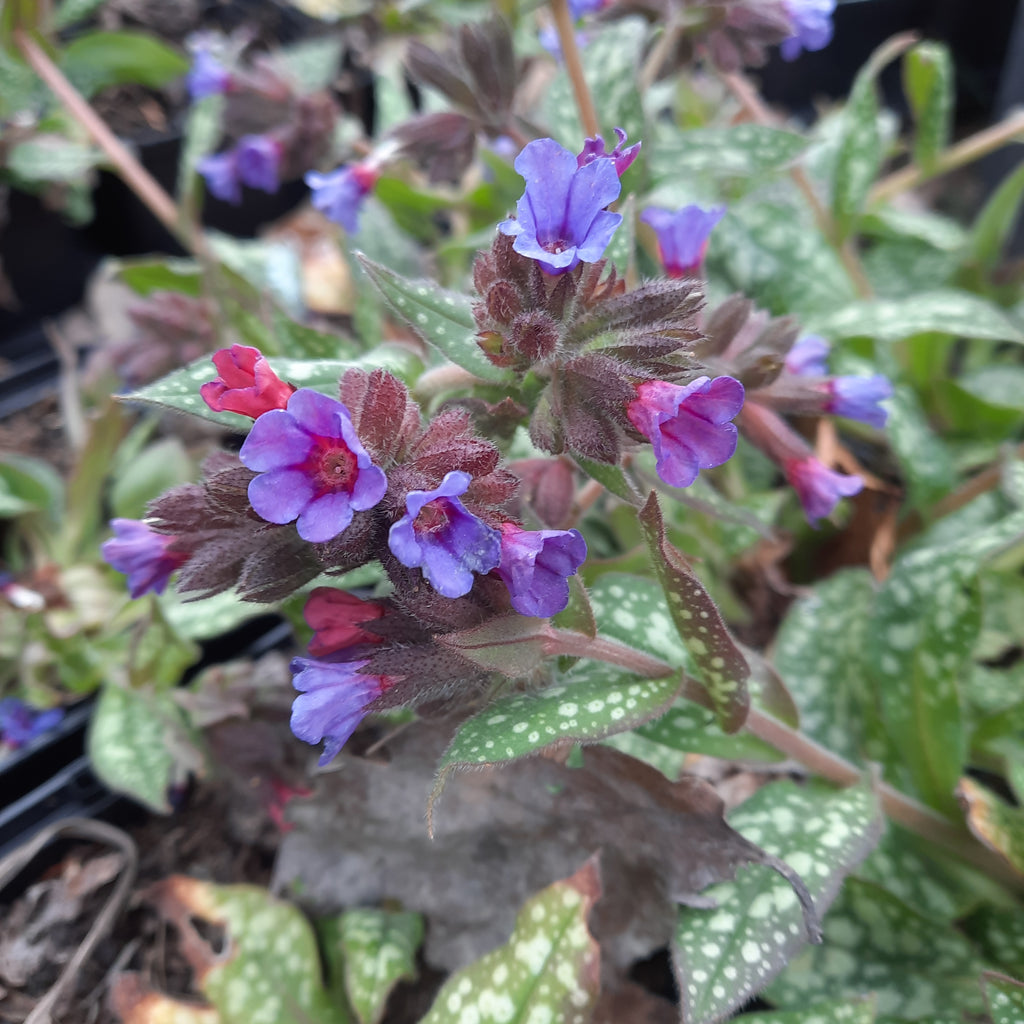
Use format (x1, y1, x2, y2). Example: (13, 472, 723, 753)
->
(187, 49, 232, 100)
(0, 698, 64, 750)
(496, 524, 587, 618)
(306, 162, 380, 233)
(235, 134, 282, 193)
(239, 389, 387, 544)
(303, 587, 387, 657)
(290, 657, 394, 765)
(780, 0, 836, 60)
(388, 470, 501, 599)
(627, 376, 745, 488)
(641, 204, 726, 278)
(498, 138, 622, 275)
(826, 375, 893, 429)
(785, 456, 863, 524)
(576, 127, 641, 177)
(101, 518, 187, 598)
(200, 344, 295, 418)
(785, 334, 830, 376)
(197, 151, 241, 204)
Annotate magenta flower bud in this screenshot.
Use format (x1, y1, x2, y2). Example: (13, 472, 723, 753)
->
(496, 523, 587, 618)
(235, 135, 283, 193)
(303, 588, 387, 657)
(780, 0, 836, 61)
(239, 389, 387, 544)
(201, 344, 296, 418)
(198, 151, 241, 204)
(785, 334, 831, 377)
(101, 519, 187, 598)
(641, 204, 726, 278)
(498, 138, 622, 275)
(826, 375, 893, 429)
(290, 657, 395, 765)
(305, 162, 380, 233)
(388, 471, 501, 599)
(627, 376, 745, 489)
(577, 127, 641, 177)
(187, 49, 232, 100)
(785, 456, 863, 524)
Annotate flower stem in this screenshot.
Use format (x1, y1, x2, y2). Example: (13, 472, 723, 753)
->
(546, 626, 1024, 891)
(550, 0, 600, 139)
(870, 109, 1024, 204)
(14, 28, 195, 254)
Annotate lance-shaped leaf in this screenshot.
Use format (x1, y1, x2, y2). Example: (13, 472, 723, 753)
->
(767, 878, 987, 1017)
(358, 256, 511, 384)
(130, 877, 350, 1024)
(903, 42, 953, 175)
(125, 349, 421, 428)
(730, 997, 876, 1024)
(431, 660, 683, 818)
(639, 493, 750, 732)
(673, 781, 882, 1024)
(419, 858, 602, 1024)
(985, 973, 1024, 1024)
(650, 125, 808, 183)
(971, 161, 1024, 272)
(957, 778, 1024, 877)
(573, 454, 643, 506)
(320, 909, 423, 1024)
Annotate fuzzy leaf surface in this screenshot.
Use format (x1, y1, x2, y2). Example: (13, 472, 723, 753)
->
(419, 858, 601, 1024)
(673, 781, 882, 1024)
(904, 42, 953, 174)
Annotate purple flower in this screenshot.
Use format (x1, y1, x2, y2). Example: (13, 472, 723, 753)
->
(0, 698, 64, 750)
(388, 471, 501, 598)
(826, 375, 893, 429)
(498, 138, 622, 275)
(235, 135, 282, 193)
(785, 456, 863, 524)
(187, 49, 232, 100)
(641, 204, 726, 278)
(780, 0, 836, 61)
(239, 388, 387, 543)
(198, 151, 241, 204)
(785, 334, 831, 376)
(577, 127, 641, 177)
(290, 657, 394, 765)
(305, 162, 380, 233)
(628, 376, 745, 488)
(496, 524, 587, 618)
(569, 0, 608, 15)
(101, 519, 186, 599)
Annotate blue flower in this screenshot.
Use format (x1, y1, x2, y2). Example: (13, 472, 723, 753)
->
(785, 334, 831, 376)
(305, 162, 380, 233)
(498, 138, 622, 275)
(235, 135, 282, 193)
(197, 151, 241, 204)
(101, 519, 186, 598)
(780, 0, 836, 61)
(290, 657, 393, 765)
(496, 524, 587, 618)
(785, 456, 863, 524)
(0, 698, 64, 749)
(641, 204, 726, 278)
(826, 375, 893, 429)
(388, 471, 501, 598)
(187, 49, 232, 100)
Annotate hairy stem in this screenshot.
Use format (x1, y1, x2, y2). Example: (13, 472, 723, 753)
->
(550, 0, 600, 138)
(871, 108, 1024, 204)
(546, 627, 1024, 891)
(14, 29, 195, 253)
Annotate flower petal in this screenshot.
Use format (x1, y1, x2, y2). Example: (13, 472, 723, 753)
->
(240, 409, 313, 471)
(248, 468, 315, 524)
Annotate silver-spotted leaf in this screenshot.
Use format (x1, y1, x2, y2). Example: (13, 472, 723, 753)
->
(673, 781, 882, 1024)
(767, 878, 987, 1017)
(984, 973, 1024, 1024)
(650, 125, 807, 182)
(733, 997, 876, 1024)
(419, 858, 601, 1024)
(320, 909, 423, 1024)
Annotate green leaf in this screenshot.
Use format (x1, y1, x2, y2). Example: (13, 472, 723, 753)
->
(963, 904, 1024, 978)
(147, 878, 350, 1024)
(320, 909, 423, 1024)
(179, 93, 225, 211)
(115, 257, 203, 297)
(673, 781, 882, 1024)
(272, 309, 356, 360)
(767, 878, 987, 1017)
(357, 257, 511, 384)
(433, 660, 682, 803)
(61, 31, 189, 96)
(971, 161, 1024, 271)
(0, 454, 64, 522)
(159, 589, 275, 642)
(420, 858, 601, 1024)
(903, 42, 953, 174)
(773, 569, 880, 763)
(639, 494, 750, 733)
(957, 366, 1024, 412)
(125, 349, 420, 427)
(733, 998, 876, 1024)
(884, 384, 955, 509)
(88, 683, 197, 813)
(957, 777, 1024, 875)
(634, 702, 782, 762)
(109, 438, 194, 520)
(0, 48, 44, 118)
(604, 192, 636, 277)
(984, 974, 1024, 1024)
(6, 136, 101, 183)
(862, 236, 960, 298)
(708, 200, 856, 317)
(651, 125, 808, 182)
(52, 0, 108, 29)
(274, 37, 343, 93)
(805, 290, 1024, 344)
(572, 454, 642, 505)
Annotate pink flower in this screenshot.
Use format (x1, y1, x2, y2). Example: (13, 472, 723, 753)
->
(784, 456, 863, 524)
(200, 344, 296, 418)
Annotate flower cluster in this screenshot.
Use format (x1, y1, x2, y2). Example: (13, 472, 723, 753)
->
(199, 135, 284, 204)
